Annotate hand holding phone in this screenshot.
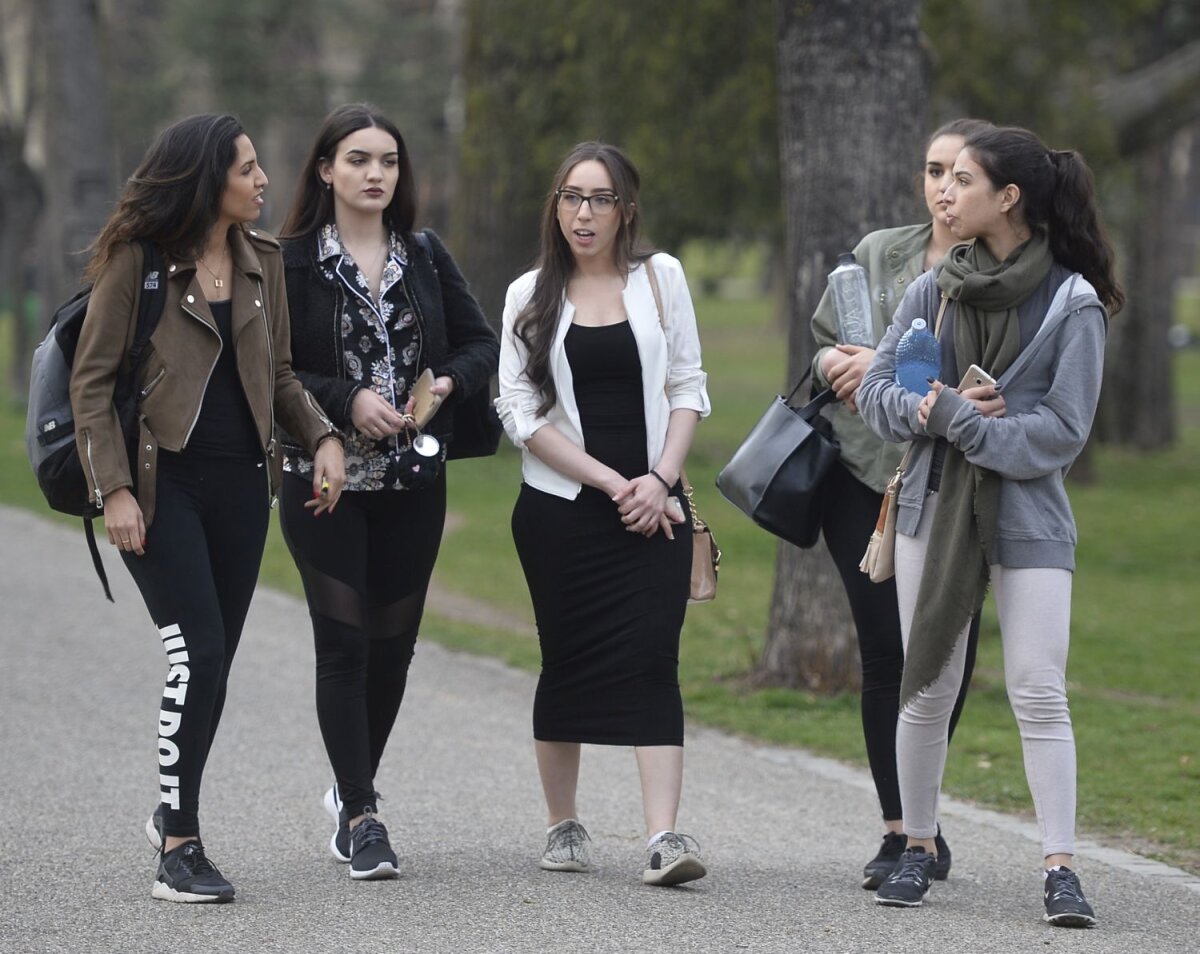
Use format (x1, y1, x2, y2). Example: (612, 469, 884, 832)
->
(957, 364, 996, 390)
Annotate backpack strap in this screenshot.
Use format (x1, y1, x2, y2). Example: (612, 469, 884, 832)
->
(128, 241, 167, 368)
(85, 240, 167, 603)
(413, 229, 435, 269)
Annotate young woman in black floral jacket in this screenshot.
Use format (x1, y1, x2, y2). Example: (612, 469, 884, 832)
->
(278, 103, 498, 880)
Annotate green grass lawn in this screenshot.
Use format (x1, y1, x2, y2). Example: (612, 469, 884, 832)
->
(4, 297, 1197, 873)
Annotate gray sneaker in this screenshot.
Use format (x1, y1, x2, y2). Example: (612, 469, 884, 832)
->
(643, 832, 706, 886)
(539, 819, 593, 872)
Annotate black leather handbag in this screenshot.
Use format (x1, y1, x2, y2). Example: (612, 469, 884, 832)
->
(446, 383, 502, 460)
(716, 377, 839, 549)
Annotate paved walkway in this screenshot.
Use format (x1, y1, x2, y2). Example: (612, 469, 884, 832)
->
(0, 505, 1196, 953)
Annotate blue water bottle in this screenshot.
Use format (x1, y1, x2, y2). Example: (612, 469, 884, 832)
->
(894, 318, 940, 393)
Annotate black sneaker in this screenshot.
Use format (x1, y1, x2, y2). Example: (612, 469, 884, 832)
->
(152, 840, 235, 903)
(1043, 866, 1097, 927)
(862, 831, 905, 889)
(145, 805, 164, 850)
(933, 826, 952, 881)
(323, 785, 351, 863)
(875, 847, 937, 907)
(349, 811, 399, 880)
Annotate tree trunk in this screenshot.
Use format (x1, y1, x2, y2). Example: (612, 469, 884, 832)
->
(40, 0, 113, 325)
(1, 0, 43, 398)
(761, 0, 926, 691)
(450, 0, 557, 327)
(1098, 125, 1199, 447)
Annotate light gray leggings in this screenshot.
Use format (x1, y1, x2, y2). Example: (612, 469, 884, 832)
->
(894, 493, 1077, 858)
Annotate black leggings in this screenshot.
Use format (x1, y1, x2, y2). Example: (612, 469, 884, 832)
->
(821, 461, 978, 822)
(122, 452, 269, 838)
(279, 472, 446, 819)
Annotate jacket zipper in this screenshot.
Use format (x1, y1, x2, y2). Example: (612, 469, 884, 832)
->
(84, 432, 104, 510)
(256, 280, 278, 450)
(139, 367, 166, 399)
(180, 299, 223, 448)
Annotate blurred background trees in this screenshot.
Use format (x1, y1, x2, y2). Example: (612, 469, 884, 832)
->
(1, 0, 1197, 690)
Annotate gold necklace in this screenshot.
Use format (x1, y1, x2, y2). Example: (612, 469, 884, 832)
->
(197, 245, 228, 289)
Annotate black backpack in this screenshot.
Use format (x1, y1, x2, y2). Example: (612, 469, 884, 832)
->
(25, 241, 167, 600)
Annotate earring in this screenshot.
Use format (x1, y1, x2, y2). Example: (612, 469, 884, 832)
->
(324, 181, 331, 191)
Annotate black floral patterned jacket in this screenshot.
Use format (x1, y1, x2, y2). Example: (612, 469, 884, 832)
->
(280, 226, 497, 486)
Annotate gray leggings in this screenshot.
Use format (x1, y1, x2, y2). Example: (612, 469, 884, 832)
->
(895, 494, 1077, 858)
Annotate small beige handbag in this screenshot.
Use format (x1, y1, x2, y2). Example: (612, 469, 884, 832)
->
(645, 257, 719, 604)
(858, 295, 948, 583)
(859, 461, 903, 582)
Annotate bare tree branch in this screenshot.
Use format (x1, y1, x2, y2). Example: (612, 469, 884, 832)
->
(1097, 38, 1200, 152)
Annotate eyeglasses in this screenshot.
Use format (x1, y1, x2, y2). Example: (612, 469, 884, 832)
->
(555, 189, 620, 215)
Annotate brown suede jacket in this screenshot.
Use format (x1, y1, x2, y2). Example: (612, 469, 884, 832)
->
(69, 226, 339, 527)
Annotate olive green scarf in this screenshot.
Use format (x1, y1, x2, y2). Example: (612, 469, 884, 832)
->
(899, 234, 1053, 710)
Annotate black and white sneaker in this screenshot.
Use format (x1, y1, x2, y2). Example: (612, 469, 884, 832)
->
(349, 811, 399, 880)
(1043, 866, 1097, 928)
(862, 831, 906, 889)
(323, 785, 351, 863)
(145, 804, 164, 850)
(152, 840, 235, 903)
(875, 847, 937, 907)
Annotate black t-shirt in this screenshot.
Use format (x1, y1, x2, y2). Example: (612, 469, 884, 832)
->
(185, 300, 262, 460)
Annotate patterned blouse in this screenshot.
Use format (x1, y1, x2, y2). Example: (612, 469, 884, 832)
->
(285, 224, 425, 491)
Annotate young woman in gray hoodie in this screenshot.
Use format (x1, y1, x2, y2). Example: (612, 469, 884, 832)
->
(856, 125, 1122, 927)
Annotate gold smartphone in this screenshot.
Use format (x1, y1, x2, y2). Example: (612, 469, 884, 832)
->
(958, 364, 996, 390)
(409, 369, 443, 427)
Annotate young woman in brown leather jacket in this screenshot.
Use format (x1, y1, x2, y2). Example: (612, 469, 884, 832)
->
(69, 113, 345, 904)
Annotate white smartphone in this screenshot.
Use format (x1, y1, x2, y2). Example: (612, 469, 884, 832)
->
(958, 364, 996, 390)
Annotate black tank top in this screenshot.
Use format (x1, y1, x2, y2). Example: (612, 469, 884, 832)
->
(185, 300, 262, 460)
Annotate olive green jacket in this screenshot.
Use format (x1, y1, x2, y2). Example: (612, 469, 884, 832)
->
(810, 222, 931, 493)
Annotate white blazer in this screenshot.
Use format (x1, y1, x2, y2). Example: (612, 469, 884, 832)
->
(496, 252, 710, 499)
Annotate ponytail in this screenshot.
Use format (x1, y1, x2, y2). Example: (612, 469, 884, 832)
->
(1048, 150, 1124, 314)
(965, 127, 1124, 314)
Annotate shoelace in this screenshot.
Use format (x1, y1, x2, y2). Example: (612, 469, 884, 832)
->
(1046, 870, 1085, 903)
(351, 814, 389, 850)
(553, 823, 587, 857)
(889, 851, 932, 884)
(176, 842, 218, 875)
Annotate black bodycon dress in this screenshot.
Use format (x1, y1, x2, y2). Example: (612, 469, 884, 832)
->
(511, 320, 691, 746)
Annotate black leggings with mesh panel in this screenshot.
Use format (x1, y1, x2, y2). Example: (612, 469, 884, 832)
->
(279, 471, 446, 819)
(820, 460, 979, 822)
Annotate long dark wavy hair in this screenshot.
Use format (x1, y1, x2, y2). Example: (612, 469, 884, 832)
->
(515, 142, 654, 415)
(85, 114, 246, 281)
(964, 125, 1124, 313)
(279, 103, 416, 239)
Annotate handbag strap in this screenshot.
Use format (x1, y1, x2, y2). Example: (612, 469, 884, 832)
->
(644, 256, 708, 527)
(934, 293, 949, 338)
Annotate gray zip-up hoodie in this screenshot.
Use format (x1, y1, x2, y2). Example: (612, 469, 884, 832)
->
(857, 268, 1107, 571)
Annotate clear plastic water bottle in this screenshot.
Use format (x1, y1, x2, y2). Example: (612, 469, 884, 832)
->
(827, 252, 875, 347)
(894, 318, 941, 393)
